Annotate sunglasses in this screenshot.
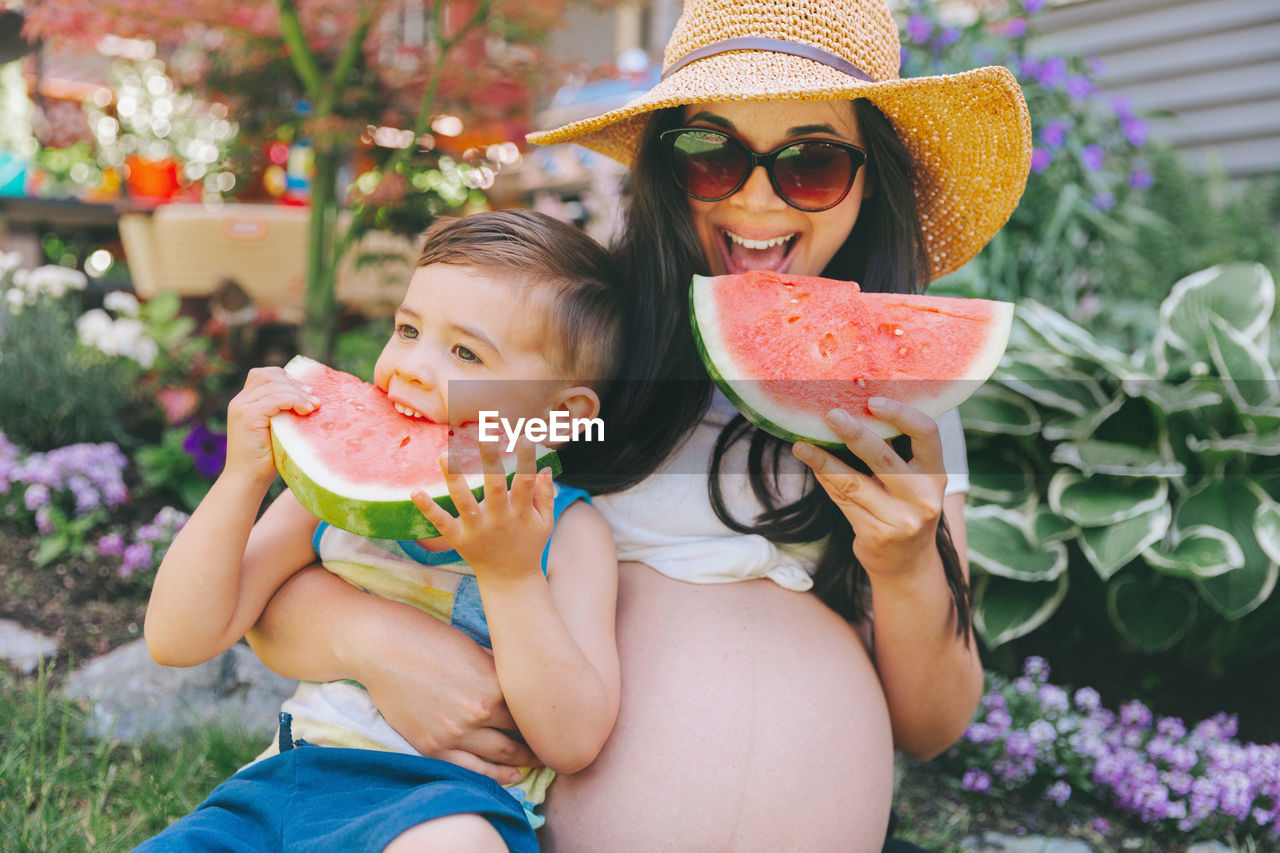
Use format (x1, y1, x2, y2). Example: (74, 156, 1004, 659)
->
(660, 127, 868, 213)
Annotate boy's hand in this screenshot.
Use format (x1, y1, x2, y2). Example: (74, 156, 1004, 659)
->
(224, 367, 320, 485)
(411, 437, 553, 581)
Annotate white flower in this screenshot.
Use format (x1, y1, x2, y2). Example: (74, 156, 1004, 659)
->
(103, 290, 141, 317)
(76, 308, 114, 348)
(0, 251, 22, 277)
(4, 288, 25, 314)
(27, 265, 87, 299)
(130, 335, 159, 369)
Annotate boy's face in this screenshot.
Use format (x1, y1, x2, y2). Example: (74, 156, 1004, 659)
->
(374, 264, 571, 426)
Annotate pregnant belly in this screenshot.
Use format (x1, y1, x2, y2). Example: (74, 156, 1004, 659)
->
(542, 562, 894, 852)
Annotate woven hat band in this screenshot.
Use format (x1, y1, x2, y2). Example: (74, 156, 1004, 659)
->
(661, 37, 877, 83)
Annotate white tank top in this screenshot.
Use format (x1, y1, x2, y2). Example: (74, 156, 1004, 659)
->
(592, 391, 968, 590)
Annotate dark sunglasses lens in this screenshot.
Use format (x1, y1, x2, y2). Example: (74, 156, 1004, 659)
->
(773, 142, 858, 210)
(670, 131, 750, 201)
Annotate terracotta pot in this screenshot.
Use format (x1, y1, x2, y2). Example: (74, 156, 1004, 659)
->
(125, 156, 181, 202)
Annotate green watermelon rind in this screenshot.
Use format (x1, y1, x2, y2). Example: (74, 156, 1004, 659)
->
(271, 356, 561, 540)
(689, 274, 1013, 447)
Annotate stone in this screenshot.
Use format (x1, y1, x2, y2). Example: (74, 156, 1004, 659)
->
(962, 832, 1094, 853)
(0, 617, 59, 674)
(61, 638, 297, 745)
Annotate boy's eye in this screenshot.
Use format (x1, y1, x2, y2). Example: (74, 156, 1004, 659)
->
(396, 323, 418, 340)
(452, 344, 481, 364)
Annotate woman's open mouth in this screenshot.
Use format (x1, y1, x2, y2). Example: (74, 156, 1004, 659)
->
(720, 229, 798, 274)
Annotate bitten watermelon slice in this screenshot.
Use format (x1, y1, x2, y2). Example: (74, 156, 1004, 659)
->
(691, 271, 1013, 445)
(270, 356, 560, 540)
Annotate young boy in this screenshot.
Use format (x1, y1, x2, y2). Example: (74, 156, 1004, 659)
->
(138, 210, 623, 853)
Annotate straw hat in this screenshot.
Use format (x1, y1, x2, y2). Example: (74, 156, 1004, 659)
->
(528, 0, 1032, 280)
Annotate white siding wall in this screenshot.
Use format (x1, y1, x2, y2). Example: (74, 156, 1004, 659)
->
(1034, 0, 1280, 177)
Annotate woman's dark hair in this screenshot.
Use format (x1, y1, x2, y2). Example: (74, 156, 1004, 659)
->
(581, 99, 969, 638)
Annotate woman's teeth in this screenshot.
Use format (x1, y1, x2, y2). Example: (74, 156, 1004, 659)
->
(725, 231, 792, 250)
(394, 403, 426, 418)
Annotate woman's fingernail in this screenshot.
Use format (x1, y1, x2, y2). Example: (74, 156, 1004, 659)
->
(793, 442, 814, 461)
(827, 409, 856, 428)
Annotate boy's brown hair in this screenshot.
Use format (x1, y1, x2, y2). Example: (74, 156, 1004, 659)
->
(416, 210, 623, 384)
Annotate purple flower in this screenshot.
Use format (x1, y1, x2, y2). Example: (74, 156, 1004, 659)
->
(1091, 817, 1110, 835)
(1156, 717, 1187, 739)
(35, 506, 54, 535)
(1047, 780, 1072, 806)
(1023, 656, 1050, 682)
(1000, 18, 1029, 39)
(1129, 169, 1154, 189)
(934, 27, 962, 49)
(1024, 0, 1047, 12)
(1038, 119, 1070, 149)
(1065, 76, 1093, 101)
(1122, 115, 1149, 147)
(23, 483, 50, 511)
(1080, 144, 1105, 172)
(963, 768, 992, 793)
(1038, 684, 1070, 714)
(121, 542, 154, 578)
(1035, 55, 1067, 89)
(1092, 192, 1116, 211)
(1111, 95, 1134, 118)
(97, 532, 126, 558)
(1120, 699, 1153, 729)
(906, 15, 932, 44)
(183, 423, 227, 479)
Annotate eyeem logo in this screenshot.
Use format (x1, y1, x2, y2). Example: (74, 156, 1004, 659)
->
(478, 411, 604, 451)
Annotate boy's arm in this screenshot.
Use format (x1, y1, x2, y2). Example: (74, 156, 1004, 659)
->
(413, 441, 620, 775)
(145, 487, 319, 667)
(479, 501, 620, 775)
(144, 366, 321, 667)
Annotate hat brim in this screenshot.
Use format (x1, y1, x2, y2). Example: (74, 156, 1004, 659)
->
(528, 52, 1031, 280)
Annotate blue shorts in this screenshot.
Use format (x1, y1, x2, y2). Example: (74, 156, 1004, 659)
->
(133, 739, 539, 852)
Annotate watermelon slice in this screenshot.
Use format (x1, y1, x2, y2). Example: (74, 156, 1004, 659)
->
(270, 356, 560, 540)
(690, 271, 1013, 445)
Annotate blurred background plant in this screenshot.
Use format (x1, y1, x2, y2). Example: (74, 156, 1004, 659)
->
(899, 0, 1280, 350)
(959, 263, 1280, 731)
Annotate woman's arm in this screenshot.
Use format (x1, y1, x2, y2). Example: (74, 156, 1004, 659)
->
(246, 564, 539, 783)
(793, 399, 983, 760)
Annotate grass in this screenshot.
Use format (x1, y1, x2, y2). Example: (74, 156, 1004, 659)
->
(0, 666, 261, 852)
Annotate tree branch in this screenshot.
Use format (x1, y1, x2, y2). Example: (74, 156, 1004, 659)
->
(318, 8, 376, 116)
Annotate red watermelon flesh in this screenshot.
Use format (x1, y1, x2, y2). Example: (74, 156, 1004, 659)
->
(691, 271, 1012, 444)
(270, 356, 559, 539)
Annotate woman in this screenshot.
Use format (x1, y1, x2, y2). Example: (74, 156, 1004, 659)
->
(249, 0, 1031, 849)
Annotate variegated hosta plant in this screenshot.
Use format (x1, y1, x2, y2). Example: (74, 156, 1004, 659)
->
(960, 263, 1280, 664)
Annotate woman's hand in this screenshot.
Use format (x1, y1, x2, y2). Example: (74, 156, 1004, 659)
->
(792, 396, 946, 579)
(224, 367, 319, 485)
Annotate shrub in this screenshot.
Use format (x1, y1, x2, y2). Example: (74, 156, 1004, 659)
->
(960, 264, 1280, 677)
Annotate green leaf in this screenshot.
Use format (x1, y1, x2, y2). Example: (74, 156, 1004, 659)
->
(1078, 503, 1173, 581)
(966, 505, 1068, 582)
(1041, 395, 1124, 443)
(1254, 502, 1280, 565)
(1178, 480, 1280, 619)
(1048, 471, 1168, 526)
(1015, 299, 1143, 378)
(1186, 430, 1280, 457)
(973, 572, 1069, 649)
(1106, 574, 1198, 653)
(958, 384, 1041, 436)
(1032, 508, 1076, 544)
(1153, 263, 1276, 373)
(993, 357, 1110, 417)
(1051, 440, 1186, 478)
(967, 448, 1037, 506)
(34, 536, 68, 567)
(1142, 525, 1245, 579)
(1203, 314, 1279, 409)
(1122, 378, 1222, 413)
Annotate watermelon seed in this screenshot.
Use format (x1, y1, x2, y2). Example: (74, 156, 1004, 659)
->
(399, 436, 411, 448)
(893, 328, 904, 336)
(857, 378, 867, 387)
